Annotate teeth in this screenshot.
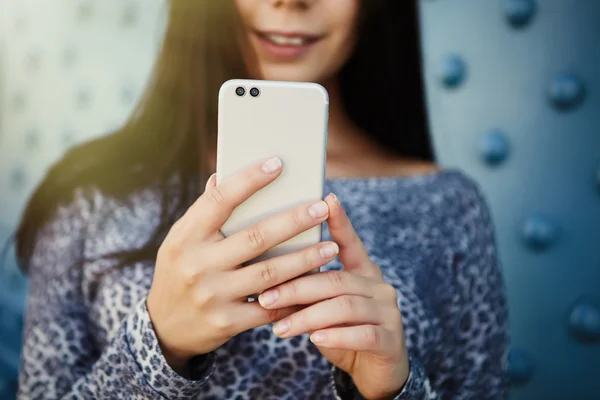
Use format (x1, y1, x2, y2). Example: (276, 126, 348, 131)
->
(266, 34, 306, 46)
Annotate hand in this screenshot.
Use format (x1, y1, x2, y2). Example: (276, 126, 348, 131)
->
(147, 158, 340, 373)
(257, 194, 410, 400)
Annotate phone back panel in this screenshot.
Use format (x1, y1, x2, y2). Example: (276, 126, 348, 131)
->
(217, 79, 329, 263)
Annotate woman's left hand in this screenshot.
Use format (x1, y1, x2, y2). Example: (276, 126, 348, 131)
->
(258, 193, 410, 400)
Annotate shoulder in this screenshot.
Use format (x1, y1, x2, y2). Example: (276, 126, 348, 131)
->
(424, 170, 500, 283)
(424, 169, 495, 243)
(24, 186, 100, 283)
(28, 183, 165, 269)
(390, 168, 496, 249)
(389, 168, 492, 217)
(435, 169, 495, 238)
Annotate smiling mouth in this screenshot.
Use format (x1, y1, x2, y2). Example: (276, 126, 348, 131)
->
(255, 31, 322, 47)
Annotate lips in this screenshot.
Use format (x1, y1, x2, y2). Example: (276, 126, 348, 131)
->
(253, 30, 323, 59)
(256, 31, 321, 46)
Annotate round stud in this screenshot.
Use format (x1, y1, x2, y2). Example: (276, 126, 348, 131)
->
(120, 3, 139, 27)
(521, 215, 559, 251)
(24, 128, 40, 151)
(14, 16, 28, 33)
(62, 128, 76, 150)
(76, 88, 92, 109)
(505, 0, 537, 28)
(9, 167, 26, 190)
(121, 84, 138, 105)
(12, 92, 27, 113)
(568, 300, 600, 342)
(508, 348, 534, 385)
(440, 55, 467, 88)
(77, 1, 94, 21)
(480, 129, 510, 165)
(62, 46, 78, 67)
(548, 73, 586, 111)
(24, 51, 41, 72)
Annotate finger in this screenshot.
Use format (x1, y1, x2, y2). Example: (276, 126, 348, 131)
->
(181, 157, 284, 239)
(309, 325, 395, 355)
(230, 241, 339, 299)
(258, 270, 376, 309)
(203, 173, 226, 242)
(324, 193, 380, 278)
(230, 302, 303, 334)
(205, 173, 216, 191)
(271, 295, 381, 338)
(213, 199, 330, 268)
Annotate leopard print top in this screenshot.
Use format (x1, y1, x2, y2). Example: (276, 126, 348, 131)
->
(18, 169, 508, 399)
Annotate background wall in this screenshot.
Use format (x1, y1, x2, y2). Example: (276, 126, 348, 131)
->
(419, 1, 600, 399)
(0, 1, 598, 399)
(0, 1, 165, 398)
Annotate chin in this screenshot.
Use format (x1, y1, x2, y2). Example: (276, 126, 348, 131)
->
(258, 64, 330, 84)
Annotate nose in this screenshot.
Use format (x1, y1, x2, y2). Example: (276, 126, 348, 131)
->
(268, 0, 316, 10)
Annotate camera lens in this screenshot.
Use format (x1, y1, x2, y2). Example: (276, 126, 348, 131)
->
(250, 87, 260, 97)
(235, 86, 246, 97)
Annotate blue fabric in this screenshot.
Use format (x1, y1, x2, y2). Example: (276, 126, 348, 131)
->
(18, 169, 508, 399)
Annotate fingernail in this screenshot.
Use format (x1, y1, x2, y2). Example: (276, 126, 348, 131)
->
(329, 193, 339, 203)
(273, 319, 290, 336)
(205, 173, 216, 190)
(308, 201, 329, 218)
(319, 243, 339, 259)
(310, 332, 326, 343)
(262, 157, 282, 174)
(258, 289, 279, 307)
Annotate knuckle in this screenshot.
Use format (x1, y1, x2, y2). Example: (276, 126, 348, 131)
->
(246, 227, 266, 249)
(362, 326, 380, 347)
(339, 296, 357, 315)
(390, 308, 403, 326)
(293, 310, 307, 328)
(326, 270, 346, 288)
(303, 249, 315, 269)
(292, 209, 305, 230)
(169, 217, 185, 233)
(286, 280, 298, 298)
(210, 311, 233, 334)
(162, 237, 184, 261)
(247, 168, 266, 186)
(260, 262, 278, 284)
(268, 308, 283, 324)
(383, 284, 398, 302)
(205, 186, 226, 206)
(193, 286, 217, 307)
(181, 267, 201, 287)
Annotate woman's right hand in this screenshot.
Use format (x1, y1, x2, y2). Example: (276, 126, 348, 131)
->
(146, 157, 339, 373)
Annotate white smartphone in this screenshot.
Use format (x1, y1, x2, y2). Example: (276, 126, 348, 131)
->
(216, 79, 329, 267)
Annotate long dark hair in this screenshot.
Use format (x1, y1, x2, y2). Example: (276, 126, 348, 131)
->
(16, 0, 432, 271)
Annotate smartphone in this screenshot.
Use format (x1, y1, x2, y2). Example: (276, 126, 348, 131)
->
(216, 79, 329, 267)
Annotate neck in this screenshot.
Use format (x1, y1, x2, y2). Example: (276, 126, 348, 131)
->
(322, 78, 376, 158)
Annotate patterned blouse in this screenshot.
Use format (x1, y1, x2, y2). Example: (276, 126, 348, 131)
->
(18, 169, 508, 399)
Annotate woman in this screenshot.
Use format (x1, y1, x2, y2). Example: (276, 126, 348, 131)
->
(16, 0, 508, 399)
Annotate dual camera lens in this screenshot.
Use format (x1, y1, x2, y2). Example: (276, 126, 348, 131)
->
(236, 86, 260, 98)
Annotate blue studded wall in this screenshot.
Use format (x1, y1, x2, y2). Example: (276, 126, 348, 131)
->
(419, 0, 600, 399)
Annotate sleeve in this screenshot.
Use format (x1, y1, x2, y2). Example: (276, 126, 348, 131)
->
(17, 191, 216, 400)
(439, 184, 509, 400)
(331, 350, 435, 400)
(331, 180, 509, 400)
